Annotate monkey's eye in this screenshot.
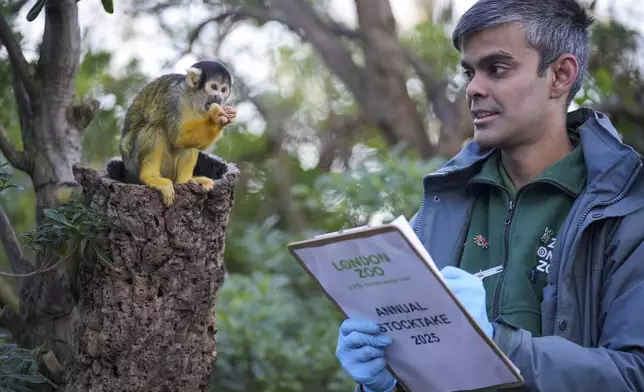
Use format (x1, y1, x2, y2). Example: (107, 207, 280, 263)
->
(221, 87, 227, 93)
(209, 83, 218, 91)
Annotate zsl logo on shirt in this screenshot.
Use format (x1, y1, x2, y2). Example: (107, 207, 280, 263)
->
(536, 227, 556, 275)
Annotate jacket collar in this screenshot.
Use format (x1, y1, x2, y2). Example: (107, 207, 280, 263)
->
(423, 108, 642, 202)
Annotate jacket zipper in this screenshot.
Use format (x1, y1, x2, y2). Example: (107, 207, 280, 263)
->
(466, 179, 513, 319)
(470, 179, 575, 320)
(413, 159, 643, 325)
(564, 160, 643, 264)
(492, 196, 514, 319)
(413, 193, 426, 237)
(489, 161, 641, 319)
(575, 160, 642, 232)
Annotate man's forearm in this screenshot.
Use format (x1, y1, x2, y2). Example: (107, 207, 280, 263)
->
(494, 322, 644, 391)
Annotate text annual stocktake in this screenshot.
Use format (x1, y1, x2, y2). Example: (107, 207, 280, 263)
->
(287, 216, 523, 392)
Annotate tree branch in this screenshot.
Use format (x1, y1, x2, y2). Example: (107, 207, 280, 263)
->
(0, 10, 39, 100)
(38, 0, 80, 114)
(0, 306, 30, 347)
(7, 0, 30, 15)
(258, 0, 366, 94)
(230, 71, 309, 230)
(180, 10, 258, 59)
(598, 102, 644, 126)
(318, 112, 362, 172)
(42, 350, 64, 384)
(0, 124, 30, 173)
(186, 6, 361, 59)
(11, 66, 33, 141)
(67, 99, 100, 129)
(405, 50, 456, 124)
(0, 204, 34, 276)
(406, 49, 473, 157)
(354, 0, 435, 157)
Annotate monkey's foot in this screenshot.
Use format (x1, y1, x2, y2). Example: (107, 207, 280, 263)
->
(159, 184, 176, 206)
(191, 176, 215, 192)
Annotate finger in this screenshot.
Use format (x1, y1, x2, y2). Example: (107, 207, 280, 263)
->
(444, 277, 482, 296)
(340, 319, 380, 336)
(343, 330, 392, 350)
(440, 266, 470, 280)
(353, 345, 385, 363)
(360, 357, 388, 375)
(441, 267, 481, 288)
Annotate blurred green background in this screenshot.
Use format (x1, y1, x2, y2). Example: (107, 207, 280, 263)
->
(1, 0, 644, 390)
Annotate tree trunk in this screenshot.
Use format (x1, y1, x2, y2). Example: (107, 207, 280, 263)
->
(354, 0, 435, 157)
(0, 0, 101, 376)
(61, 152, 239, 391)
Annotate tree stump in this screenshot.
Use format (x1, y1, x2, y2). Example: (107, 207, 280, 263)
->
(62, 152, 239, 392)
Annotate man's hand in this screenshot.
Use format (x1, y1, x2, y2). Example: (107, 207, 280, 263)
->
(441, 266, 494, 338)
(335, 319, 397, 392)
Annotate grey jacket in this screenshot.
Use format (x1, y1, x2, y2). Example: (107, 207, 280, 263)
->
(353, 108, 644, 391)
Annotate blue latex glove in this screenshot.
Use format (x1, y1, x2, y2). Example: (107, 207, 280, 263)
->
(441, 266, 494, 338)
(335, 319, 397, 392)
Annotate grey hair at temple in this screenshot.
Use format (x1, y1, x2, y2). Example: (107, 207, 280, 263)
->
(451, 0, 595, 104)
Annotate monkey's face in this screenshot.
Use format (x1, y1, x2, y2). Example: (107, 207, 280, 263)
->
(185, 62, 233, 113)
(203, 76, 231, 109)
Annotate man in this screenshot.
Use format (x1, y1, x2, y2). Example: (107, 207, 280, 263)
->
(334, 0, 644, 391)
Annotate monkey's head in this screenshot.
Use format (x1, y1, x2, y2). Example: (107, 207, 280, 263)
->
(184, 60, 232, 112)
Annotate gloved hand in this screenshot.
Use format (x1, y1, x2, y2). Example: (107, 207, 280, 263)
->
(335, 319, 397, 392)
(441, 266, 494, 338)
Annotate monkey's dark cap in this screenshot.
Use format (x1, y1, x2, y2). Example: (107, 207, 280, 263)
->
(190, 60, 232, 85)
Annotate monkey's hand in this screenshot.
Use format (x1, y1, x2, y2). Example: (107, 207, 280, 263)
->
(205, 104, 236, 127)
(219, 106, 237, 126)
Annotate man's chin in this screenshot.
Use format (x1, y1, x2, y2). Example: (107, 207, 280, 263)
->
(472, 130, 503, 150)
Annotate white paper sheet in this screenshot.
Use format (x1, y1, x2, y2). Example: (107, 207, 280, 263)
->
(291, 216, 521, 392)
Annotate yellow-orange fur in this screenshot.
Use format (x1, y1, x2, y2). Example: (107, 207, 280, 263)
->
(118, 62, 235, 206)
(136, 104, 234, 206)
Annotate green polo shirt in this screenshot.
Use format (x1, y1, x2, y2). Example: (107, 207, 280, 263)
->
(458, 134, 587, 337)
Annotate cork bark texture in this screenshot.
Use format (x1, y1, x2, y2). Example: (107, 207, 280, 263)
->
(63, 153, 239, 392)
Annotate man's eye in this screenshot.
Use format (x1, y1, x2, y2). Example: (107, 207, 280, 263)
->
(463, 70, 473, 81)
(490, 66, 509, 77)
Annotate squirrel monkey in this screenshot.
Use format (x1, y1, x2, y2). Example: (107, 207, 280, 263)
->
(118, 60, 236, 206)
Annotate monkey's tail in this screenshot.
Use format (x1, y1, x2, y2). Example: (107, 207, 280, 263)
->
(105, 157, 142, 184)
(105, 157, 126, 182)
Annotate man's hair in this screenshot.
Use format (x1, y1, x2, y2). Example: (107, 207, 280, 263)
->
(452, 0, 595, 103)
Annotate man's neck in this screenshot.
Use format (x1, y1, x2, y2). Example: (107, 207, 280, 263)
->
(501, 126, 574, 190)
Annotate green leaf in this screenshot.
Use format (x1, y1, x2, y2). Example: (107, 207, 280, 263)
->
(101, 0, 114, 14)
(25, 0, 46, 22)
(92, 244, 113, 266)
(1, 374, 47, 383)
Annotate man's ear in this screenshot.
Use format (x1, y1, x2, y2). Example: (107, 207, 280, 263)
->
(185, 67, 202, 89)
(549, 54, 578, 100)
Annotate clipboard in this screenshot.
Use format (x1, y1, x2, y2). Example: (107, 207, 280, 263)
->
(287, 216, 524, 392)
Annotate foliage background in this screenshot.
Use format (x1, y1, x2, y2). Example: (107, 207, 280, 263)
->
(1, 0, 644, 390)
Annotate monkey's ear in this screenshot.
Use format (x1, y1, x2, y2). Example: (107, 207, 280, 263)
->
(185, 67, 202, 89)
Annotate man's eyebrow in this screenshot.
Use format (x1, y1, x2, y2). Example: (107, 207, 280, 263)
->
(460, 51, 515, 69)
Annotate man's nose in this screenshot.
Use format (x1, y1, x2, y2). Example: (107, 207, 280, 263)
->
(466, 74, 488, 100)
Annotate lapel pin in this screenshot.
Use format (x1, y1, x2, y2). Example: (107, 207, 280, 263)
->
(474, 234, 489, 249)
(541, 227, 554, 244)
